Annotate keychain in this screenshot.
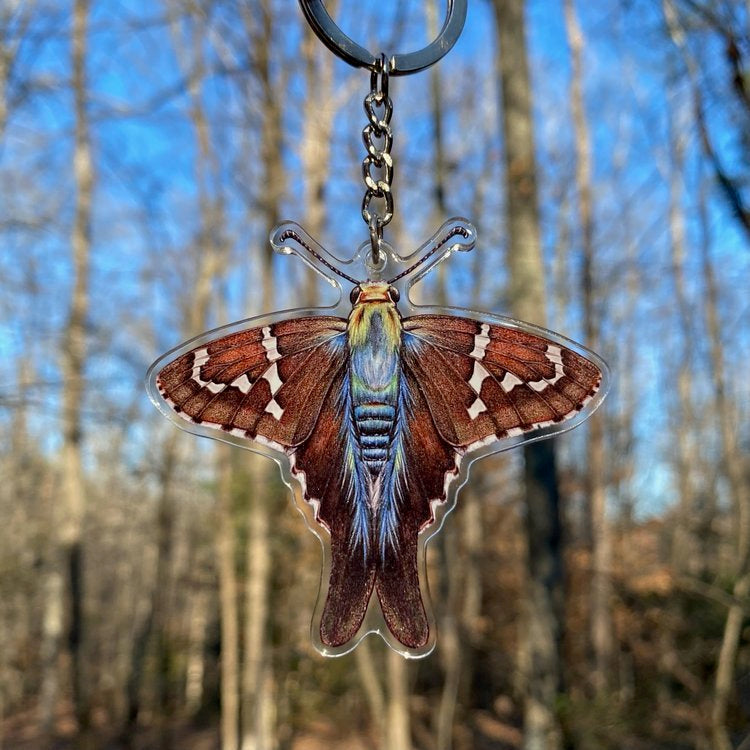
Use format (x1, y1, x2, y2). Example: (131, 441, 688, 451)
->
(147, 0, 609, 657)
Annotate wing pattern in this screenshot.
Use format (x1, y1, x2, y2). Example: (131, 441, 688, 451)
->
(402, 314, 602, 449)
(374, 314, 604, 648)
(157, 316, 372, 647)
(157, 316, 347, 448)
(374, 366, 459, 648)
(289, 367, 378, 648)
(155, 311, 604, 652)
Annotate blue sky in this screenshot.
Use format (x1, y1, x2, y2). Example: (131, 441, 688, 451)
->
(0, 0, 747, 519)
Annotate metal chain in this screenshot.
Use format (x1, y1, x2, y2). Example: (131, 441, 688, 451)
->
(361, 54, 393, 264)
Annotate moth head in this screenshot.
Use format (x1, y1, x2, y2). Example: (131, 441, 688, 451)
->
(350, 282, 400, 306)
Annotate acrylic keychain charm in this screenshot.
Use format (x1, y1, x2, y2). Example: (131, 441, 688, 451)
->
(147, 0, 610, 658)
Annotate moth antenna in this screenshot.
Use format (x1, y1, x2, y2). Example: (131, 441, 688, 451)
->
(271, 222, 362, 287)
(387, 218, 477, 285)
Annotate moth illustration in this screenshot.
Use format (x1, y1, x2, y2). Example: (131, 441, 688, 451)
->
(147, 219, 608, 656)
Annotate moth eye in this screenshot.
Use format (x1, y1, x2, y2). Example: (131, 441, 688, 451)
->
(389, 286, 400, 303)
(349, 287, 360, 305)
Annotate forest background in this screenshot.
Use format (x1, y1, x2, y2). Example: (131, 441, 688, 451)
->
(1, 0, 749, 749)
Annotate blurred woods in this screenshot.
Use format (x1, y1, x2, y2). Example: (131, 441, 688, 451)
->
(0, 0, 749, 749)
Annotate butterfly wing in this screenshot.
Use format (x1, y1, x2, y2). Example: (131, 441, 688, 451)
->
(156, 316, 348, 448)
(155, 311, 605, 652)
(401, 314, 603, 450)
(371, 314, 604, 648)
(373, 365, 459, 649)
(290, 367, 377, 648)
(156, 316, 378, 648)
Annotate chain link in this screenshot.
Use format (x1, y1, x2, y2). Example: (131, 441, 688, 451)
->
(361, 54, 393, 263)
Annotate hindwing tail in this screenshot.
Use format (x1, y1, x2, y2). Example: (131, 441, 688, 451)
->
(292, 368, 377, 648)
(374, 368, 460, 649)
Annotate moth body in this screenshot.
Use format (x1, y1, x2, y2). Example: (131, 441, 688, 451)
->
(346, 282, 405, 552)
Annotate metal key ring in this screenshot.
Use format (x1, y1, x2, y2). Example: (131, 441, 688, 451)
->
(299, 0, 467, 76)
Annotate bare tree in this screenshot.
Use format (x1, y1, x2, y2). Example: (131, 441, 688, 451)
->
(57, 1, 94, 743)
(355, 641, 387, 743)
(664, 1, 750, 241)
(0, 2, 58, 146)
(217, 447, 240, 750)
(386, 650, 413, 750)
(239, 2, 283, 747)
(664, 6, 750, 745)
(0, 2, 28, 141)
(2, 1, 750, 748)
(661, 74, 699, 575)
(492, 0, 564, 747)
(299, 2, 338, 306)
(423, 6, 465, 749)
(563, 0, 613, 696)
(120, 6, 237, 748)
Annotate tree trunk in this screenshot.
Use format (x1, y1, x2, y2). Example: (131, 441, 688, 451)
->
(184, 586, 209, 715)
(40, 560, 64, 734)
(663, 77, 698, 575)
(121, 430, 181, 748)
(300, 1, 336, 305)
(386, 650, 412, 750)
(217, 447, 240, 750)
(563, 0, 612, 696)
(460, 484, 484, 645)
(435, 538, 461, 750)
(240, 3, 281, 747)
(425, 4, 463, 746)
(59, 0, 93, 742)
(0, 8, 15, 141)
(493, 0, 564, 746)
(355, 641, 387, 743)
(426, 0, 450, 305)
(241, 464, 273, 750)
(0, 4, 35, 144)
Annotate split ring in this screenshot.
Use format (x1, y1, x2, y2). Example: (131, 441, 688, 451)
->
(299, 0, 467, 76)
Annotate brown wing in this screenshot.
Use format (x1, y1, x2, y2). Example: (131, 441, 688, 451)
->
(156, 316, 347, 448)
(290, 367, 377, 648)
(159, 316, 375, 648)
(373, 314, 603, 649)
(402, 314, 603, 450)
(374, 366, 459, 649)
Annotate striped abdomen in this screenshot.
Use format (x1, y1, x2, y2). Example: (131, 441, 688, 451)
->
(354, 403, 395, 475)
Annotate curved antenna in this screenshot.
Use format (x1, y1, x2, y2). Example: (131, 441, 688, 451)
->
(387, 218, 477, 285)
(271, 222, 362, 287)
